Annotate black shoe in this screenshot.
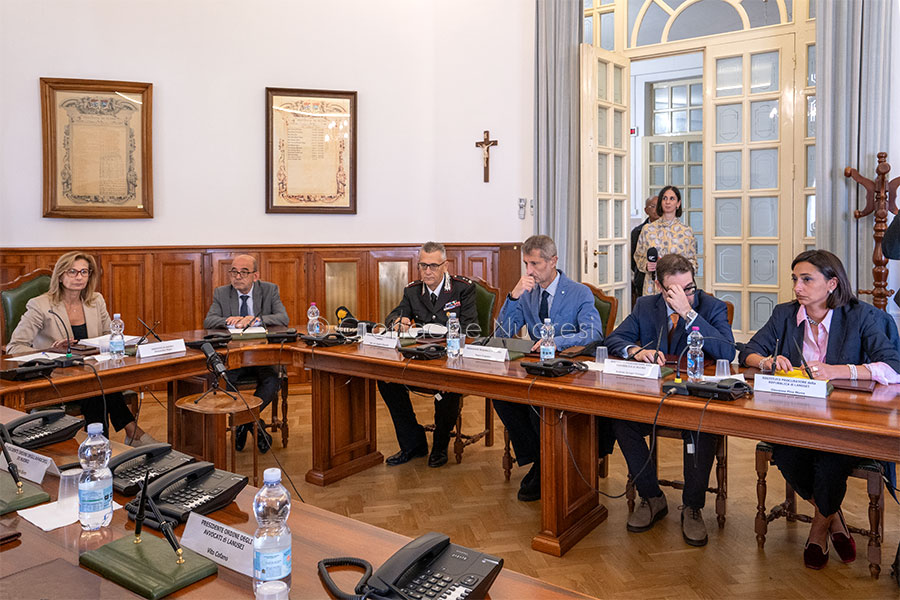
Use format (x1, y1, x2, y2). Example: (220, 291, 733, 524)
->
(257, 428, 273, 455)
(234, 424, 249, 451)
(428, 448, 449, 468)
(517, 463, 541, 502)
(386, 445, 428, 466)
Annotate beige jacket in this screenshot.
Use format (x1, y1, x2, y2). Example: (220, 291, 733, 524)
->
(6, 292, 111, 356)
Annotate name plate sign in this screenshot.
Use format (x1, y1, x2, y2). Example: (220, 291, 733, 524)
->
(136, 339, 186, 358)
(461, 345, 509, 362)
(181, 512, 254, 577)
(754, 374, 831, 398)
(0, 445, 60, 484)
(603, 359, 660, 379)
(362, 333, 399, 349)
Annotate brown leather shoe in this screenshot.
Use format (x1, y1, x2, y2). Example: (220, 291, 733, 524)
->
(626, 494, 668, 532)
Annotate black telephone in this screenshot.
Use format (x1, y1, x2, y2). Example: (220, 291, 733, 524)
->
(319, 531, 503, 600)
(520, 358, 588, 377)
(108, 443, 196, 495)
(1, 409, 84, 449)
(186, 333, 232, 350)
(663, 377, 752, 401)
(399, 344, 446, 360)
(300, 332, 349, 347)
(0, 358, 58, 381)
(124, 461, 248, 528)
(266, 327, 298, 344)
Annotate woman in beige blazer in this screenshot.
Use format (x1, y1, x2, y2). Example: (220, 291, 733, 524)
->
(8, 251, 156, 446)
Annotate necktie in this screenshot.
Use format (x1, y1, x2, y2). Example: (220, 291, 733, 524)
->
(667, 312, 679, 343)
(539, 290, 550, 321)
(239, 295, 250, 317)
(430, 292, 437, 306)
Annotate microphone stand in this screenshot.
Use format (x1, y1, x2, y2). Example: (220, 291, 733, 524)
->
(193, 354, 238, 404)
(47, 308, 81, 367)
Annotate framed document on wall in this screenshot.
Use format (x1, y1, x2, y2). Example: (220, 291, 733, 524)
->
(40, 77, 153, 219)
(266, 88, 357, 214)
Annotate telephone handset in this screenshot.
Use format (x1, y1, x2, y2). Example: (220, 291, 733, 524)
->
(399, 344, 447, 360)
(1, 409, 84, 449)
(318, 531, 503, 600)
(520, 358, 588, 377)
(125, 461, 248, 528)
(0, 358, 58, 381)
(108, 442, 196, 495)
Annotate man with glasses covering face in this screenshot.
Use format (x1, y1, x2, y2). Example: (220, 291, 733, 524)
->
(204, 254, 289, 454)
(376, 241, 478, 468)
(604, 253, 734, 547)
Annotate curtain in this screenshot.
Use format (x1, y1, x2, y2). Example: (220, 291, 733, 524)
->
(816, 0, 893, 296)
(534, 0, 581, 272)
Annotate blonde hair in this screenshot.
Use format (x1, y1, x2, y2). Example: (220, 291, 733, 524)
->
(47, 251, 100, 305)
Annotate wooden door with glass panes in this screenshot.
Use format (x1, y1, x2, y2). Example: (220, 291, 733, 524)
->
(705, 34, 795, 334)
(580, 44, 630, 323)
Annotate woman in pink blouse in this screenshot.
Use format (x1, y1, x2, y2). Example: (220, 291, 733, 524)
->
(739, 250, 900, 570)
(633, 185, 698, 297)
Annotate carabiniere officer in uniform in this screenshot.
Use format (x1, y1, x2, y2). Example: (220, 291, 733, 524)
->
(376, 241, 479, 468)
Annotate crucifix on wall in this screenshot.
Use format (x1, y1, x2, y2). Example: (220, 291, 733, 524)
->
(475, 130, 498, 182)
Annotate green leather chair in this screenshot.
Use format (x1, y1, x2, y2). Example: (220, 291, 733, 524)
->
(582, 281, 618, 338)
(1, 268, 52, 349)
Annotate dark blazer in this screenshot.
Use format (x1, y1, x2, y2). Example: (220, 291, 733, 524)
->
(630, 218, 650, 299)
(606, 289, 735, 361)
(203, 281, 289, 329)
(739, 299, 900, 371)
(496, 270, 604, 350)
(386, 274, 478, 334)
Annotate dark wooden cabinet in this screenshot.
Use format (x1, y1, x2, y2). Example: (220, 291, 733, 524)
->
(154, 252, 204, 332)
(99, 253, 153, 334)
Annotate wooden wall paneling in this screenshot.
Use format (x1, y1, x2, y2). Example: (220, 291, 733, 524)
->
(444, 250, 463, 281)
(461, 248, 497, 284)
(154, 252, 204, 332)
(0, 255, 36, 284)
(368, 249, 418, 322)
(260, 251, 307, 327)
(310, 250, 368, 324)
(98, 253, 153, 335)
(498, 243, 522, 298)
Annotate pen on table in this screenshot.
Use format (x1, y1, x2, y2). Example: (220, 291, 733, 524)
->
(0, 425, 23, 494)
(147, 494, 184, 563)
(133, 470, 150, 543)
(792, 338, 815, 379)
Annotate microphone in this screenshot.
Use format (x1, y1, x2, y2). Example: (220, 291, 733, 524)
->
(200, 342, 227, 378)
(647, 247, 659, 282)
(47, 308, 82, 367)
(625, 321, 667, 363)
(47, 308, 72, 355)
(792, 338, 815, 379)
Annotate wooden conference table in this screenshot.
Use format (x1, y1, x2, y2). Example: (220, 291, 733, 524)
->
(0, 406, 591, 600)
(3, 332, 899, 558)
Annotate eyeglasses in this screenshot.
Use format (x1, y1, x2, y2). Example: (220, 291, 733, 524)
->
(228, 269, 257, 278)
(664, 283, 697, 296)
(64, 268, 91, 277)
(417, 261, 446, 272)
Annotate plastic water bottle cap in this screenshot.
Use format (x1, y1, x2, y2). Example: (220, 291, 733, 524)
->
(692, 326, 700, 331)
(255, 581, 289, 600)
(113, 313, 121, 319)
(310, 302, 316, 306)
(86, 423, 103, 435)
(263, 468, 281, 484)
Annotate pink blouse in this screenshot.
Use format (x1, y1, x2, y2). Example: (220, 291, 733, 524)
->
(796, 305, 900, 384)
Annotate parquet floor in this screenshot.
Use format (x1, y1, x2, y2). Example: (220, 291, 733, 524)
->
(125, 386, 899, 599)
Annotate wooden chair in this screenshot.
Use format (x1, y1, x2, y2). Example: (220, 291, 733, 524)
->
(621, 300, 735, 528)
(230, 368, 290, 448)
(755, 442, 886, 578)
(425, 277, 498, 463)
(1, 268, 52, 350)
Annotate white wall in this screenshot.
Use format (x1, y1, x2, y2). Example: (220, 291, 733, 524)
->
(0, 0, 535, 247)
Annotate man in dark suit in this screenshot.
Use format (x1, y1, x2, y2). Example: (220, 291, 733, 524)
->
(493, 234, 605, 501)
(605, 253, 734, 547)
(631, 195, 659, 302)
(204, 254, 289, 454)
(377, 242, 478, 468)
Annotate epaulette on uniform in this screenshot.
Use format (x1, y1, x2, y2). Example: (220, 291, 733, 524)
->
(451, 275, 474, 286)
(406, 279, 423, 288)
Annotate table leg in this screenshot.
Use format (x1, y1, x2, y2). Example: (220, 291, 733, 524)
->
(305, 370, 384, 486)
(532, 408, 607, 556)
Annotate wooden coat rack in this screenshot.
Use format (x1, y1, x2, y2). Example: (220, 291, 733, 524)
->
(844, 152, 900, 310)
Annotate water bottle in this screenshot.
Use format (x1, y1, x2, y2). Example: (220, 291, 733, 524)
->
(253, 468, 292, 594)
(687, 326, 704, 382)
(78, 423, 113, 530)
(540, 318, 556, 361)
(306, 302, 321, 336)
(446, 313, 461, 357)
(109, 313, 125, 357)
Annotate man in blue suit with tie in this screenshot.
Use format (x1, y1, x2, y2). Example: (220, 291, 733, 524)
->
(493, 235, 605, 501)
(605, 253, 734, 546)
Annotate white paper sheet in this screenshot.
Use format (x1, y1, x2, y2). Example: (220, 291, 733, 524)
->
(5, 352, 65, 362)
(18, 500, 123, 532)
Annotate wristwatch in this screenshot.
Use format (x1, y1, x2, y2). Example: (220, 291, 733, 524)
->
(684, 309, 698, 325)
